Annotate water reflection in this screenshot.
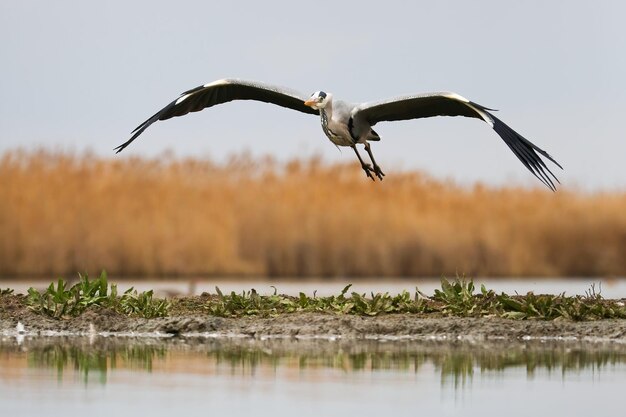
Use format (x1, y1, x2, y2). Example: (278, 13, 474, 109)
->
(2, 336, 626, 388)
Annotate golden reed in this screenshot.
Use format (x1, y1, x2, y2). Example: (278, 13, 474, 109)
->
(1, 149, 625, 278)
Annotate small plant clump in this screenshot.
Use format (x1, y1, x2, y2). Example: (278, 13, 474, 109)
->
(1, 288, 14, 296)
(26, 271, 169, 319)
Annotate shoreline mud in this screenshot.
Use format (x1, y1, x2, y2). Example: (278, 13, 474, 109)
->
(2, 295, 626, 342)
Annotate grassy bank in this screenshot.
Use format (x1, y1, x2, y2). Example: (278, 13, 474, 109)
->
(4, 273, 625, 321)
(1, 150, 626, 277)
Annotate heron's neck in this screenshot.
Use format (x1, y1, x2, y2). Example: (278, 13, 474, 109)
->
(319, 99, 333, 121)
(319, 100, 335, 139)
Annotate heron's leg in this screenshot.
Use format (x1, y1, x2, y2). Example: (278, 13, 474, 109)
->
(351, 145, 375, 181)
(364, 142, 385, 180)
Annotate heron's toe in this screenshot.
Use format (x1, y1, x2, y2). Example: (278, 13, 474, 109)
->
(374, 165, 385, 179)
(361, 166, 374, 180)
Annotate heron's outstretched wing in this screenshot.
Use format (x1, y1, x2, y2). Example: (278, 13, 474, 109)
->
(353, 92, 562, 191)
(115, 79, 319, 153)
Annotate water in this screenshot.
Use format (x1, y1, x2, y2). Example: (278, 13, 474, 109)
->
(2, 278, 625, 415)
(1, 336, 625, 416)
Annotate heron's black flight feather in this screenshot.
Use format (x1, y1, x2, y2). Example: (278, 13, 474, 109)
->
(115, 79, 318, 153)
(482, 108, 562, 191)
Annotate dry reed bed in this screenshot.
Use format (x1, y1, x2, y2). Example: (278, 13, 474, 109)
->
(1, 150, 625, 278)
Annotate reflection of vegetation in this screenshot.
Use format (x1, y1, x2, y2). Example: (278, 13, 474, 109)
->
(432, 345, 625, 388)
(3, 337, 626, 388)
(20, 338, 166, 385)
(26, 271, 169, 318)
(207, 343, 427, 374)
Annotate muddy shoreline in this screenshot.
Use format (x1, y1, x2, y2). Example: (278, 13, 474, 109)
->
(2, 295, 626, 342)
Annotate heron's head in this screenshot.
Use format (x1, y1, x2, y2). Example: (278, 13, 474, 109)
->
(304, 91, 330, 109)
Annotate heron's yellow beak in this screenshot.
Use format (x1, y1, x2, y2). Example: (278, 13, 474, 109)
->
(303, 100, 316, 107)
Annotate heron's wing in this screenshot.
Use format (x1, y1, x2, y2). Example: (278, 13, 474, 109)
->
(353, 92, 491, 125)
(353, 92, 563, 191)
(115, 79, 318, 153)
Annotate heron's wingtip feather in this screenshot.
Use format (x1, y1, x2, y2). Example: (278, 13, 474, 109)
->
(488, 112, 562, 191)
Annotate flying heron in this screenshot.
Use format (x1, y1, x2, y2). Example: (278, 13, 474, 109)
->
(116, 79, 562, 190)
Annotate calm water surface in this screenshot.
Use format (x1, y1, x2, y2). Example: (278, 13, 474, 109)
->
(1, 336, 625, 416)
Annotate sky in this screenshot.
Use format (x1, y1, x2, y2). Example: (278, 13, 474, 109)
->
(1, 0, 625, 190)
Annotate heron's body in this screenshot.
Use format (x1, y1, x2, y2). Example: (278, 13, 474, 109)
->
(320, 102, 349, 146)
(319, 98, 380, 146)
(117, 78, 562, 189)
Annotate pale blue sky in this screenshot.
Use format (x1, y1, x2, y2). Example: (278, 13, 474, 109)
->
(1, 0, 624, 190)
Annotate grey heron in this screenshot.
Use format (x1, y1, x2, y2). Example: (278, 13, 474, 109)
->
(116, 79, 562, 190)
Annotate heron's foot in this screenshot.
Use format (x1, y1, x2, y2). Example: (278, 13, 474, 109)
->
(373, 165, 385, 180)
(361, 163, 376, 181)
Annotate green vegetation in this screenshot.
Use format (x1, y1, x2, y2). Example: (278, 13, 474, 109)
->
(25, 271, 169, 319)
(497, 286, 625, 320)
(432, 279, 500, 316)
(0, 288, 14, 296)
(428, 279, 626, 320)
(12, 273, 626, 321)
(204, 284, 429, 317)
(195, 278, 626, 320)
